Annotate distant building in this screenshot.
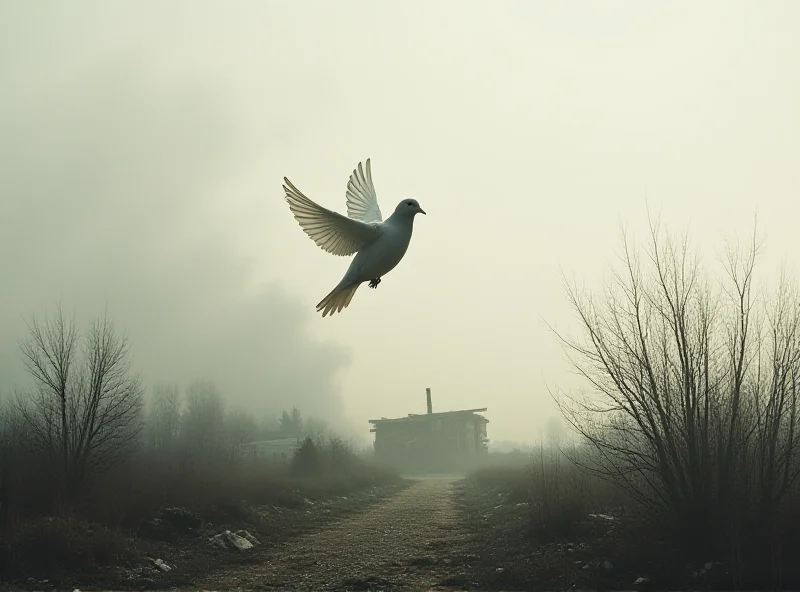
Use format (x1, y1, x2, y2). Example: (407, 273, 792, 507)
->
(238, 436, 302, 463)
(369, 388, 489, 473)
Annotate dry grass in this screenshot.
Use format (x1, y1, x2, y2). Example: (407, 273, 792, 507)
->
(468, 446, 800, 590)
(76, 451, 400, 529)
(0, 438, 402, 585)
(475, 444, 617, 542)
(1, 516, 140, 577)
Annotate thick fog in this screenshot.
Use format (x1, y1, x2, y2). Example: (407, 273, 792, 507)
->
(0, 55, 356, 434)
(2, 1, 799, 444)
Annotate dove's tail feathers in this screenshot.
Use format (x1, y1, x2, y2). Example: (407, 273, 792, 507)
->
(316, 282, 361, 318)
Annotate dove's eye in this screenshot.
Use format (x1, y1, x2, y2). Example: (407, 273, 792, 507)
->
(406, 201, 414, 206)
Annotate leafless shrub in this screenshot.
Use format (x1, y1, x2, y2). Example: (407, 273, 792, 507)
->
(181, 380, 226, 459)
(14, 306, 144, 501)
(551, 216, 800, 553)
(144, 383, 181, 452)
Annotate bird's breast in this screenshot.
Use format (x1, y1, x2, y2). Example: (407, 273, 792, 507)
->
(349, 223, 413, 280)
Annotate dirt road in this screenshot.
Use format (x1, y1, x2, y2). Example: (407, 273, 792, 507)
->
(202, 476, 474, 591)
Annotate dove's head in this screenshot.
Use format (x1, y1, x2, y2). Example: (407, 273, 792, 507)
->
(395, 198, 426, 217)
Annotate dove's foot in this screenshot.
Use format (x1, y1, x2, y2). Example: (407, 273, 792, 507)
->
(368, 278, 381, 289)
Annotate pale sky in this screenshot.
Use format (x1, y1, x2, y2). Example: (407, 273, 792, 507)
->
(1, 1, 798, 445)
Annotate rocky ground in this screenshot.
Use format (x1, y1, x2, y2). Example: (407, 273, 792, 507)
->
(7, 481, 411, 591)
(5, 474, 738, 592)
(451, 476, 733, 592)
(200, 475, 474, 591)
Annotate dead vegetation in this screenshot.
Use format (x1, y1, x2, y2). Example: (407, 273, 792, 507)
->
(0, 440, 405, 588)
(0, 306, 403, 588)
(463, 219, 800, 590)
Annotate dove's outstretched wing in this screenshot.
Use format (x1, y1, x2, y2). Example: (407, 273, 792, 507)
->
(284, 178, 380, 257)
(345, 159, 383, 223)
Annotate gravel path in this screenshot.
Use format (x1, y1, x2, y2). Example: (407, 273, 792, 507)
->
(202, 476, 472, 591)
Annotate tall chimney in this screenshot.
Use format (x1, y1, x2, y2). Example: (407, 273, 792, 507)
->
(426, 387, 432, 414)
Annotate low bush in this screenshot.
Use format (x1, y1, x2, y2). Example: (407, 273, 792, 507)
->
(471, 443, 800, 588)
(476, 445, 618, 542)
(1, 516, 139, 578)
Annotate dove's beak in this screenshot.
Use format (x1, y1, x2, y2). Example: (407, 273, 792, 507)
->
(418, 207, 426, 215)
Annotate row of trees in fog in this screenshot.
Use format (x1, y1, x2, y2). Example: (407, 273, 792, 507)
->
(143, 381, 330, 461)
(142, 381, 329, 461)
(554, 218, 800, 550)
(0, 305, 333, 510)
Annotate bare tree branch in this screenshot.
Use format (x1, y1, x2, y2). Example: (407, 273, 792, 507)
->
(14, 306, 144, 500)
(550, 220, 800, 533)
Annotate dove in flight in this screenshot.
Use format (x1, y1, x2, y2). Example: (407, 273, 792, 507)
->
(283, 159, 426, 317)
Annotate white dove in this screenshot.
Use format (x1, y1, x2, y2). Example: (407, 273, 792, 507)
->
(283, 159, 426, 317)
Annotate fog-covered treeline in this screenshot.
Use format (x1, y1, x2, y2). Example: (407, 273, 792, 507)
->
(0, 305, 368, 526)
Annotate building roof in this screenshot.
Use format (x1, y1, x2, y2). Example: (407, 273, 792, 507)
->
(369, 408, 489, 425)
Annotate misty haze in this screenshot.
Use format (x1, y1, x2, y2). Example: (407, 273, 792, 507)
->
(2, 2, 800, 591)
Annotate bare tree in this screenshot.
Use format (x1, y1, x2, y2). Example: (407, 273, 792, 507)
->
(182, 380, 225, 459)
(222, 409, 257, 463)
(552, 218, 800, 537)
(145, 383, 182, 451)
(306, 417, 330, 441)
(15, 306, 144, 498)
(0, 399, 14, 523)
(16, 304, 77, 488)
